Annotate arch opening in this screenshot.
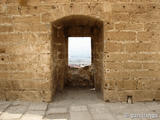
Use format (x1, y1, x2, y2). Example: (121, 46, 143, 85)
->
(51, 15, 104, 100)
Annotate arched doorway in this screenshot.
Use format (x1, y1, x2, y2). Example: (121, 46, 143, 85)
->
(51, 15, 104, 100)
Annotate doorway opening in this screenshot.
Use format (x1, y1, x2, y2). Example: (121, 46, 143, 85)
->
(51, 15, 104, 100)
(68, 37, 91, 67)
(67, 37, 92, 88)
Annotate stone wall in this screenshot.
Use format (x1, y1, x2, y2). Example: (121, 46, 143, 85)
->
(66, 66, 93, 88)
(0, 0, 160, 102)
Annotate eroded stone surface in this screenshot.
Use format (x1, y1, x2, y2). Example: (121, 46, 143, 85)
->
(0, 0, 160, 102)
(66, 66, 93, 88)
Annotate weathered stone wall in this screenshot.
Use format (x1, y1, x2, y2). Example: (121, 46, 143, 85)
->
(0, 0, 160, 102)
(66, 66, 93, 88)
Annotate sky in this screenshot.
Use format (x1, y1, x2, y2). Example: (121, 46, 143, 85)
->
(68, 37, 91, 59)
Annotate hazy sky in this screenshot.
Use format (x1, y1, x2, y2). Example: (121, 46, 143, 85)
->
(68, 37, 91, 58)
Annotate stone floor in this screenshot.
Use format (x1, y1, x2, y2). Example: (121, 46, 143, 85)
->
(0, 88, 160, 120)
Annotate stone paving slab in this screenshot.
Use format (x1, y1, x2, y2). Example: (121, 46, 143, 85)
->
(145, 102, 160, 111)
(0, 105, 27, 120)
(12, 101, 30, 106)
(107, 103, 132, 118)
(44, 118, 68, 120)
(89, 104, 116, 120)
(129, 103, 151, 113)
(47, 107, 68, 114)
(70, 105, 88, 112)
(70, 111, 92, 120)
(0, 101, 11, 115)
(45, 113, 70, 120)
(45, 107, 69, 120)
(28, 102, 48, 111)
(20, 110, 45, 120)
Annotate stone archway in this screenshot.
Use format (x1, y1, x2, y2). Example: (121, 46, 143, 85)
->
(51, 15, 104, 99)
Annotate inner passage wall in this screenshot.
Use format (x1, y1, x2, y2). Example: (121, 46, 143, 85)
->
(51, 16, 104, 97)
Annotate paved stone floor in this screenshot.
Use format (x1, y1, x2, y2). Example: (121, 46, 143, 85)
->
(0, 88, 160, 120)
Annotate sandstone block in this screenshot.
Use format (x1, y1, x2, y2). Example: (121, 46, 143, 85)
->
(133, 90, 154, 102)
(125, 43, 152, 52)
(0, 33, 23, 44)
(131, 11, 160, 23)
(117, 80, 137, 90)
(104, 53, 127, 62)
(115, 23, 144, 31)
(13, 16, 40, 23)
(112, 12, 130, 22)
(154, 91, 160, 101)
(0, 25, 13, 32)
(137, 32, 155, 42)
(7, 5, 19, 15)
(0, 16, 12, 24)
(105, 42, 124, 52)
(123, 62, 142, 69)
(14, 23, 51, 32)
(137, 80, 152, 90)
(104, 21, 114, 31)
(106, 32, 136, 41)
(104, 90, 119, 102)
(104, 80, 116, 90)
(144, 23, 160, 32)
(104, 62, 123, 70)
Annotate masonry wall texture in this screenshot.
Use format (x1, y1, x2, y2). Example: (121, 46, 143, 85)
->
(0, 0, 160, 102)
(66, 66, 93, 88)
